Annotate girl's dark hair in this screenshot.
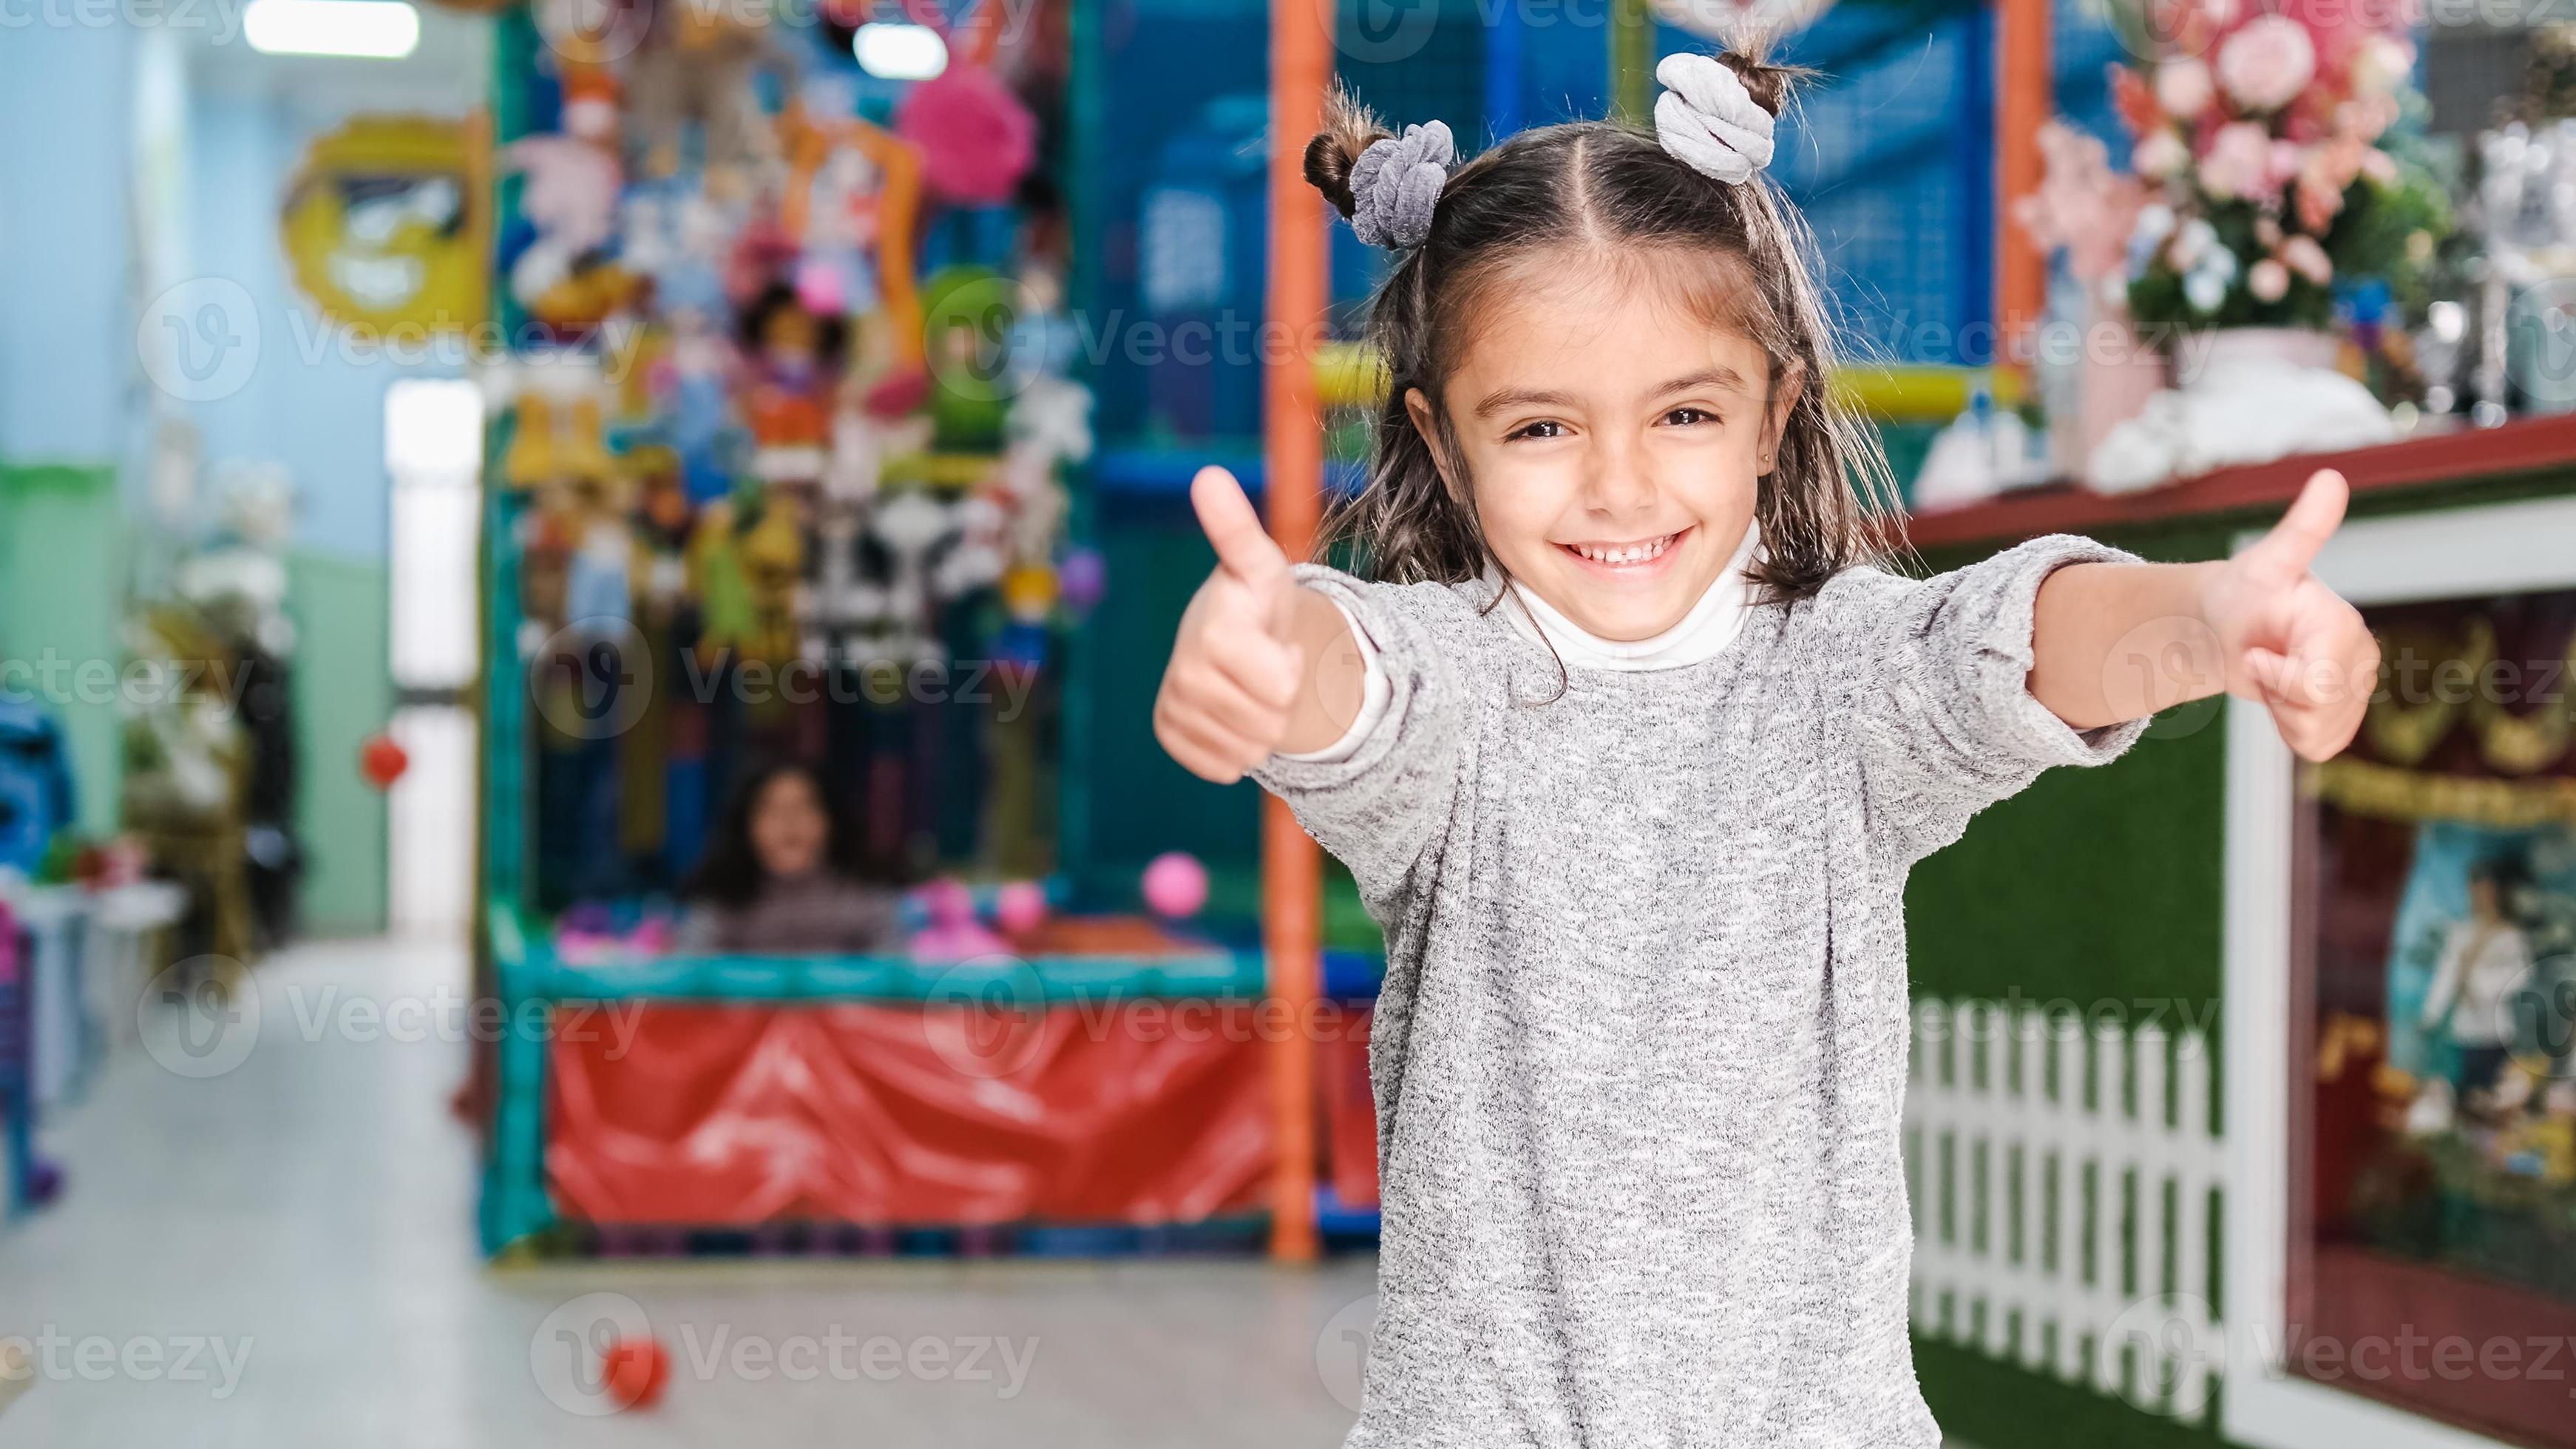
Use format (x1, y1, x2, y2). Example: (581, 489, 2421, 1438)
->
(1304, 49, 1900, 600)
(685, 759, 869, 909)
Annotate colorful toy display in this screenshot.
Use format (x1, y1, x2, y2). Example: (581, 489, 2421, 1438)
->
(489, 0, 1096, 904)
(471, 1, 1306, 1262)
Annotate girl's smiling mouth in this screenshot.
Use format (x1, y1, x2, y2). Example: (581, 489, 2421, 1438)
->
(1558, 526, 1691, 572)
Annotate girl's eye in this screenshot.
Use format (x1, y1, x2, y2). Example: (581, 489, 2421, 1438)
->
(1663, 406, 1718, 427)
(1507, 420, 1569, 441)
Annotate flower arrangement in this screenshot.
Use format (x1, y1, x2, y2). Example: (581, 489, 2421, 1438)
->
(2108, 0, 2450, 332)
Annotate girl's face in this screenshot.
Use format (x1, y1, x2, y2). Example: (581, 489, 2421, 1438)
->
(748, 771, 831, 879)
(1409, 254, 1795, 642)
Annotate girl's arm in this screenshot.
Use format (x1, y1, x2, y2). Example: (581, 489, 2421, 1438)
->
(2027, 469, 2379, 762)
(1153, 466, 1373, 780)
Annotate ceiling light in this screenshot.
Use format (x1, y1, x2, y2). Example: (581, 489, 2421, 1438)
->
(244, 0, 422, 59)
(853, 22, 946, 81)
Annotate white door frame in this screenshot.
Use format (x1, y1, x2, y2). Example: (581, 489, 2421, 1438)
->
(2222, 492, 2576, 1449)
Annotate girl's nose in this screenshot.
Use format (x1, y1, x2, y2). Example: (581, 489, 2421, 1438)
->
(1581, 439, 1658, 516)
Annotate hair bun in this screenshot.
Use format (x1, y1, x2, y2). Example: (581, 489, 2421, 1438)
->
(1304, 91, 1394, 221)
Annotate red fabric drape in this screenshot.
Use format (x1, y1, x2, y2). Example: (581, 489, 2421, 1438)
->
(547, 1001, 1275, 1226)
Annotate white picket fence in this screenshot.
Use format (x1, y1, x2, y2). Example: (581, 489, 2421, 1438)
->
(1904, 999, 2226, 1425)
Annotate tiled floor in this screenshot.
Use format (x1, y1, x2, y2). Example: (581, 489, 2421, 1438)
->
(0, 940, 1376, 1448)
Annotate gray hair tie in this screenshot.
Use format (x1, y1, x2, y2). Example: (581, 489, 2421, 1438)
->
(1346, 121, 1455, 250)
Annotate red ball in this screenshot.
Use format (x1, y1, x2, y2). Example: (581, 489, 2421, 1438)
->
(358, 733, 409, 791)
(601, 1335, 668, 1410)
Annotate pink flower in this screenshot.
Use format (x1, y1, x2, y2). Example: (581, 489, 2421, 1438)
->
(2348, 34, 2414, 98)
(2294, 133, 2373, 229)
(2155, 59, 2215, 121)
(2200, 122, 2277, 202)
(2281, 234, 2332, 285)
(2248, 258, 2291, 302)
(2134, 129, 2189, 180)
(2016, 120, 2148, 286)
(2218, 15, 2317, 113)
(2335, 95, 2399, 143)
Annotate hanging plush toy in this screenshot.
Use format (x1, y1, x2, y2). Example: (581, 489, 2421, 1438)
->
(824, 367, 935, 509)
(893, 63, 1037, 206)
(736, 282, 844, 491)
(504, 129, 631, 330)
(626, 0, 796, 183)
(626, 446, 696, 630)
(687, 494, 804, 675)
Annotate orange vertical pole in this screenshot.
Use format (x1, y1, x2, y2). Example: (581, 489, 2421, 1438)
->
(1262, 0, 1330, 1264)
(1997, 0, 2050, 379)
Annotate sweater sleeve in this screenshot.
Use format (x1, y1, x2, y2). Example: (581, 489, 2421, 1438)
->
(1248, 565, 1471, 914)
(1808, 534, 2150, 866)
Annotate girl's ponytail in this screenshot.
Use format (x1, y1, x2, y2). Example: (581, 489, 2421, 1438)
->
(1303, 90, 1393, 222)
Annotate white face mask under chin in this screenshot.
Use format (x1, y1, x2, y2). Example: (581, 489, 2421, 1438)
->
(1483, 521, 1764, 671)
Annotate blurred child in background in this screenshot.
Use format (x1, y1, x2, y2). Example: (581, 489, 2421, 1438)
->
(682, 759, 900, 954)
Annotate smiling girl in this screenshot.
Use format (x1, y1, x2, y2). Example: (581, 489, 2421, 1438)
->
(1153, 50, 2379, 1447)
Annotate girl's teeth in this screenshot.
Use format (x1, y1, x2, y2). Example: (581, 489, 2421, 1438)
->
(1575, 534, 1673, 565)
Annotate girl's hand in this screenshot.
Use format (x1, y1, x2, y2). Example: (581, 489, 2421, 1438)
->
(2197, 469, 2381, 761)
(1153, 467, 1306, 784)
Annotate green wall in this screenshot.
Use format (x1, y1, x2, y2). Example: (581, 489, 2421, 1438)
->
(0, 464, 390, 934)
(288, 551, 390, 935)
(0, 464, 128, 837)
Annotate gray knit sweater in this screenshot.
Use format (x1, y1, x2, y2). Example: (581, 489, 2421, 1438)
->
(1253, 535, 2145, 1448)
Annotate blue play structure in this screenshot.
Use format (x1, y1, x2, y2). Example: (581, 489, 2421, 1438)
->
(1059, 0, 2139, 906)
(0, 700, 76, 878)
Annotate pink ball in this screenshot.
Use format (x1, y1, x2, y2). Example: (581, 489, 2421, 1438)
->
(1140, 852, 1208, 920)
(994, 880, 1048, 935)
(920, 878, 975, 928)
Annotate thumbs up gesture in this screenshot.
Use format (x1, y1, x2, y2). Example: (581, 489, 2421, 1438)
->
(1153, 467, 1311, 784)
(2199, 469, 2381, 761)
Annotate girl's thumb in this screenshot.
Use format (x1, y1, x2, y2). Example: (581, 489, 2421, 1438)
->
(1191, 466, 1288, 591)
